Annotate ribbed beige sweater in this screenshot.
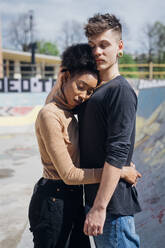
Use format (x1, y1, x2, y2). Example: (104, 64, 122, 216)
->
(35, 88, 102, 185)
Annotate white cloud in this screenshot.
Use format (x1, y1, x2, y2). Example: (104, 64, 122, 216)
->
(0, 0, 165, 53)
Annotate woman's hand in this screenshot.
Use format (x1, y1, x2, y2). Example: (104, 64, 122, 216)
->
(121, 162, 142, 185)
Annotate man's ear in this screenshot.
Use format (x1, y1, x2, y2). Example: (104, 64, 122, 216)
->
(61, 70, 71, 85)
(119, 40, 124, 50)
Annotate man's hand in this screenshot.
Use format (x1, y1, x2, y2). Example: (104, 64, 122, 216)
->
(84, 207, 106, 236)
(83, 163, 121, 236)
(121, 162, 142, 185)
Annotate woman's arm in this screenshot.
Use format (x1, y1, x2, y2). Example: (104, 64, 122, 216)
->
(38, 109, 102, 185)
(38, 109, 140, 185)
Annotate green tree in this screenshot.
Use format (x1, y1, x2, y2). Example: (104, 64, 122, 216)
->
(154, 22, 165, 63)
(141, 21, 165, 63)
(119, 53, 138, 78)
(37, 40, 59, 56)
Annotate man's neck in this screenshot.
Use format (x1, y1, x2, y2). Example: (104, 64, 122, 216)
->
(99, 63, 120, 83)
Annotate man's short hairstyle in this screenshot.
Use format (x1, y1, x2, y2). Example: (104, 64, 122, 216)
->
(84, 13, 122, 39)
(61, 43, 98, 78)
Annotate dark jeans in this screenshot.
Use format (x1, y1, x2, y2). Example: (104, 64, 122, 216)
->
(28, 178, 90, 248)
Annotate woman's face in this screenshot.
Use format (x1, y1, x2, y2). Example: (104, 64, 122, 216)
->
(63, 72, 97, 108)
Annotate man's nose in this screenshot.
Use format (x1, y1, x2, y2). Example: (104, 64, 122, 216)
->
(93, 46, 102, 56)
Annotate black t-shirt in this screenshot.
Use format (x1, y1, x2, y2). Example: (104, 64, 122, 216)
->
(78, 76, 141, 215)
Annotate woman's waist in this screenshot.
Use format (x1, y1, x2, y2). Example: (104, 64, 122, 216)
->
(34, 177, 83, 195)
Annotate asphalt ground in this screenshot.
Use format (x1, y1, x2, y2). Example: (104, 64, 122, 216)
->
(0, 128, 42, 248)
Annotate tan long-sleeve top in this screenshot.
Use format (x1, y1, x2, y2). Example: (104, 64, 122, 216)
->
(35, 89, 102, 185)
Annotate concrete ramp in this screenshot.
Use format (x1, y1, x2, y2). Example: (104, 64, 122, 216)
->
(134, 88, 165, 248)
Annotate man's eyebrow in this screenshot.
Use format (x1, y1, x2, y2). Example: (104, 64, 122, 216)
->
(98, 39, 110, 43)
(89, 39, 110, 45)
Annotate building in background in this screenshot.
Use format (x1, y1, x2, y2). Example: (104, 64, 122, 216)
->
(1, 49, 61, 79)
(0, 18, 61, 80)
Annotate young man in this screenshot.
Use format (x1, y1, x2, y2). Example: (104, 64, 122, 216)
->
(79, 13, 141, 247)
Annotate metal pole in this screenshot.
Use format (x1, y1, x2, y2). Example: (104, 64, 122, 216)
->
(29, 10, 36, 76)
(149, 62, 153, 80)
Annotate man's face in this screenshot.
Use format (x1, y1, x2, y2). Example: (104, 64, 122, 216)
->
(88, 29, 123, 72)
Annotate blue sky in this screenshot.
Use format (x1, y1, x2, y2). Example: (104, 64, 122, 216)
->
(0, 0, 165, 53)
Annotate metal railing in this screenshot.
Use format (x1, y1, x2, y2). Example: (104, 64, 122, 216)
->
(119, 63, 165, 79)
(1, 62, 58, 79)
(1, 62, 165, 79)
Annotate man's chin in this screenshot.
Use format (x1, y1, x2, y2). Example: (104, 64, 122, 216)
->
(97, 64, 108, 71)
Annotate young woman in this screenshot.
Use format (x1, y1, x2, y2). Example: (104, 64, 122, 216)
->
(29, 43, 139, 248)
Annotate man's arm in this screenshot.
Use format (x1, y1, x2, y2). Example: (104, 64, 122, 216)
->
(83, 163, 142, 236)
(84, 162, 121, 236)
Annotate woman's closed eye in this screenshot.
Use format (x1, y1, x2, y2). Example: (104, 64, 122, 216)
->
(77, 81, 85, 90)
(87, 88, 94, 96)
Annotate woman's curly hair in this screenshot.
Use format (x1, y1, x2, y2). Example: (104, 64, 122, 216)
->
(61, 43, 98, 78)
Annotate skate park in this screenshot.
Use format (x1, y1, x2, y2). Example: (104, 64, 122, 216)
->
(0, 82, 165, 248)
(0, 2, 165, 246)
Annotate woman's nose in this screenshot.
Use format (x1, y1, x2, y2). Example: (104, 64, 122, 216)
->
(79, 91, 87, 101)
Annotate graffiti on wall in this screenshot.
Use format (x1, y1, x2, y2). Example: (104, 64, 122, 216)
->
(0, 78, 56, 93)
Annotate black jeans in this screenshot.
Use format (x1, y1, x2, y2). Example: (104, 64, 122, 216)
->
(28, 178, 90, 248)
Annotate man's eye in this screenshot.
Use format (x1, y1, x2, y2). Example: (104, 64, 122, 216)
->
(100, 44, 107, 49)
(100, 42, 109, 49)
